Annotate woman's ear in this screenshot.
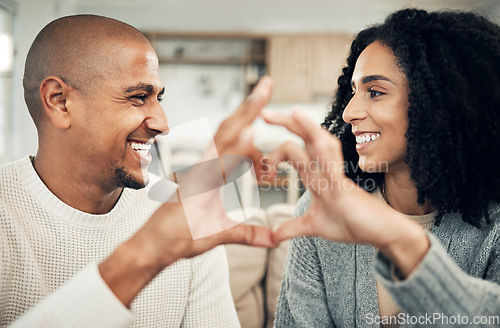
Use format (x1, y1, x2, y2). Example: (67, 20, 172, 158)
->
(39, 76, 73, 130)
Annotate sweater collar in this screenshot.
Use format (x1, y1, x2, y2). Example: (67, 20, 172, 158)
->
(16, 155, 136, 227)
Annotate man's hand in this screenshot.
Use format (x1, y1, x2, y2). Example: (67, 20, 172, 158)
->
(100, 199, 276, 306)
(213, 76, 273, 179)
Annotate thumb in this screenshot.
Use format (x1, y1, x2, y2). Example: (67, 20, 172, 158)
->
(272, 214, 314, 244)
(214, 223, 277, 248)
(235, 126, 254, 151)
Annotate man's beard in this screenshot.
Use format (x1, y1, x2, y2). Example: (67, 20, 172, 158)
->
(113, 166, 148, 189)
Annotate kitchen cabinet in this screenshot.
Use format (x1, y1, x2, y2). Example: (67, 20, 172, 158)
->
(144, 31, 352, 102)
(143, 31, 267, 96)
(267, 34, 352, 102)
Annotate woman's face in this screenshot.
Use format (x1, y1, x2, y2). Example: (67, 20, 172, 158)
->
(342, 41, 410, 174)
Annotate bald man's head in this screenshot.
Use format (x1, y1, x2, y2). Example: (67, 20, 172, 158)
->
(23, 14, 152, 128)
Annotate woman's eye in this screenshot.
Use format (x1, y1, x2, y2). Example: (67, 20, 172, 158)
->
(369, 89, 385, 98)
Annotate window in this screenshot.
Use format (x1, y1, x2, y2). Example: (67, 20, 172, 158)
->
(0, 1, 14, 164)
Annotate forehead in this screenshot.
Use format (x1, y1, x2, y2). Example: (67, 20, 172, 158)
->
(351, 41, 405, 83)
(108, 42, 163, 91)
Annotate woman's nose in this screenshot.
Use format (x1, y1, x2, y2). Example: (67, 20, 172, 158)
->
(342, 93, 367, 124)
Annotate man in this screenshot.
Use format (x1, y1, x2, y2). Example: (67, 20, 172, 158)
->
(1, 14, 275, 327)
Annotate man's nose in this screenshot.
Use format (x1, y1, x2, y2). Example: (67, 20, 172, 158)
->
(145, 100, 170, 136)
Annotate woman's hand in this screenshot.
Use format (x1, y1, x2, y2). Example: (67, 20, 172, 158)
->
(262, 109, 430, 277)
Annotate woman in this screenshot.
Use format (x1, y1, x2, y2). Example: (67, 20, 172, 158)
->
(262, 8, 500, 327)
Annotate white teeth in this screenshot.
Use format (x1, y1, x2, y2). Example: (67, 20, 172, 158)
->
(129, 141, 152, 151)
(356, 133, 380, 144)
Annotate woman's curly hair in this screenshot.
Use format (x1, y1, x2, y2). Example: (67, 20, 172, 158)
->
(323, 8, 500, 227)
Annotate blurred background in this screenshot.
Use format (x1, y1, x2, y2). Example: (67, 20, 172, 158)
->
(1, 2, 500, 327)
(1, 0, 499, 206)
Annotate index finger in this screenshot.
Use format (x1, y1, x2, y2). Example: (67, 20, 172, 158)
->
(232, 76, 274, 126)
(262, 108, 321, 143)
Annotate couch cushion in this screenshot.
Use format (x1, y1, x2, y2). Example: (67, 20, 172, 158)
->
(264, 203, 295, 328)
(226, 209, 269, 328)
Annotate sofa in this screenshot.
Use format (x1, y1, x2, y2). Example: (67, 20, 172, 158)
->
(225, 203, 295, 328)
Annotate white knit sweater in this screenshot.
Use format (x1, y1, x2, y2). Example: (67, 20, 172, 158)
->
(0, 156, 240, 327)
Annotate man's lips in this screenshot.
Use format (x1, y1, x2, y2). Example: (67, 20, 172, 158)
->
(127, 140, 153, 164)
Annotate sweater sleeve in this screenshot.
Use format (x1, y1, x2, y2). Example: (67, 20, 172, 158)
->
(9, 263, 135, 328)
(181, 246, 240, 328)
(274, 192, 335, 327)
(375, 232, 500, 327)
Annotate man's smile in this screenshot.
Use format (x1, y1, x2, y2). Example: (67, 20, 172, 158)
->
(127, 140, 152, 164)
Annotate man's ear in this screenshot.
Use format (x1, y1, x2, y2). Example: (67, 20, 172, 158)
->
(39, 76, 74, 130)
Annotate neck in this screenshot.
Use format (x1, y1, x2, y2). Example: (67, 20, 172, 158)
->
(383, 169, 435, 216)
(33, 149, 122, 215)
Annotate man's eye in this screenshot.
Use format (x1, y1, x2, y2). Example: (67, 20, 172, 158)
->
(157, 95, 164, 103)
(131, 94, 147, 103)
(369, 89, 385, 98)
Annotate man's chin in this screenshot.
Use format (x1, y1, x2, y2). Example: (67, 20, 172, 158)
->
(114, 167, 148, 190)
(126, 178, 148, 190)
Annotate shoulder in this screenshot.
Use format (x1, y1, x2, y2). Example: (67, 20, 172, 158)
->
(488, 203, 500, 224)
(0, 157, 33, 204)
(487, 203, 500, 244)
(0, 157, 24, 183)
(0, 158, 21, 171)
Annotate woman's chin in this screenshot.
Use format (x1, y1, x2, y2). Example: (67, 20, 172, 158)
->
(358, 158, 389, 173)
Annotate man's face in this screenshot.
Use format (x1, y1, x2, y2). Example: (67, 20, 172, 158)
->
(69, 41, 169, 191)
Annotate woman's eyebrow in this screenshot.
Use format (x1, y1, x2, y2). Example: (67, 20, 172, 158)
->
(351, 75, 396, 88)
(361, 75, 395, 85)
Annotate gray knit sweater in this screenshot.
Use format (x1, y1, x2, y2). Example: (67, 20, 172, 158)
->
(275, 191, 500, 327)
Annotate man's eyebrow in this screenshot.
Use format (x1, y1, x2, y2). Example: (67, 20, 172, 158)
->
(351, 75, 395, 87)
(125, 83, 158, 94)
